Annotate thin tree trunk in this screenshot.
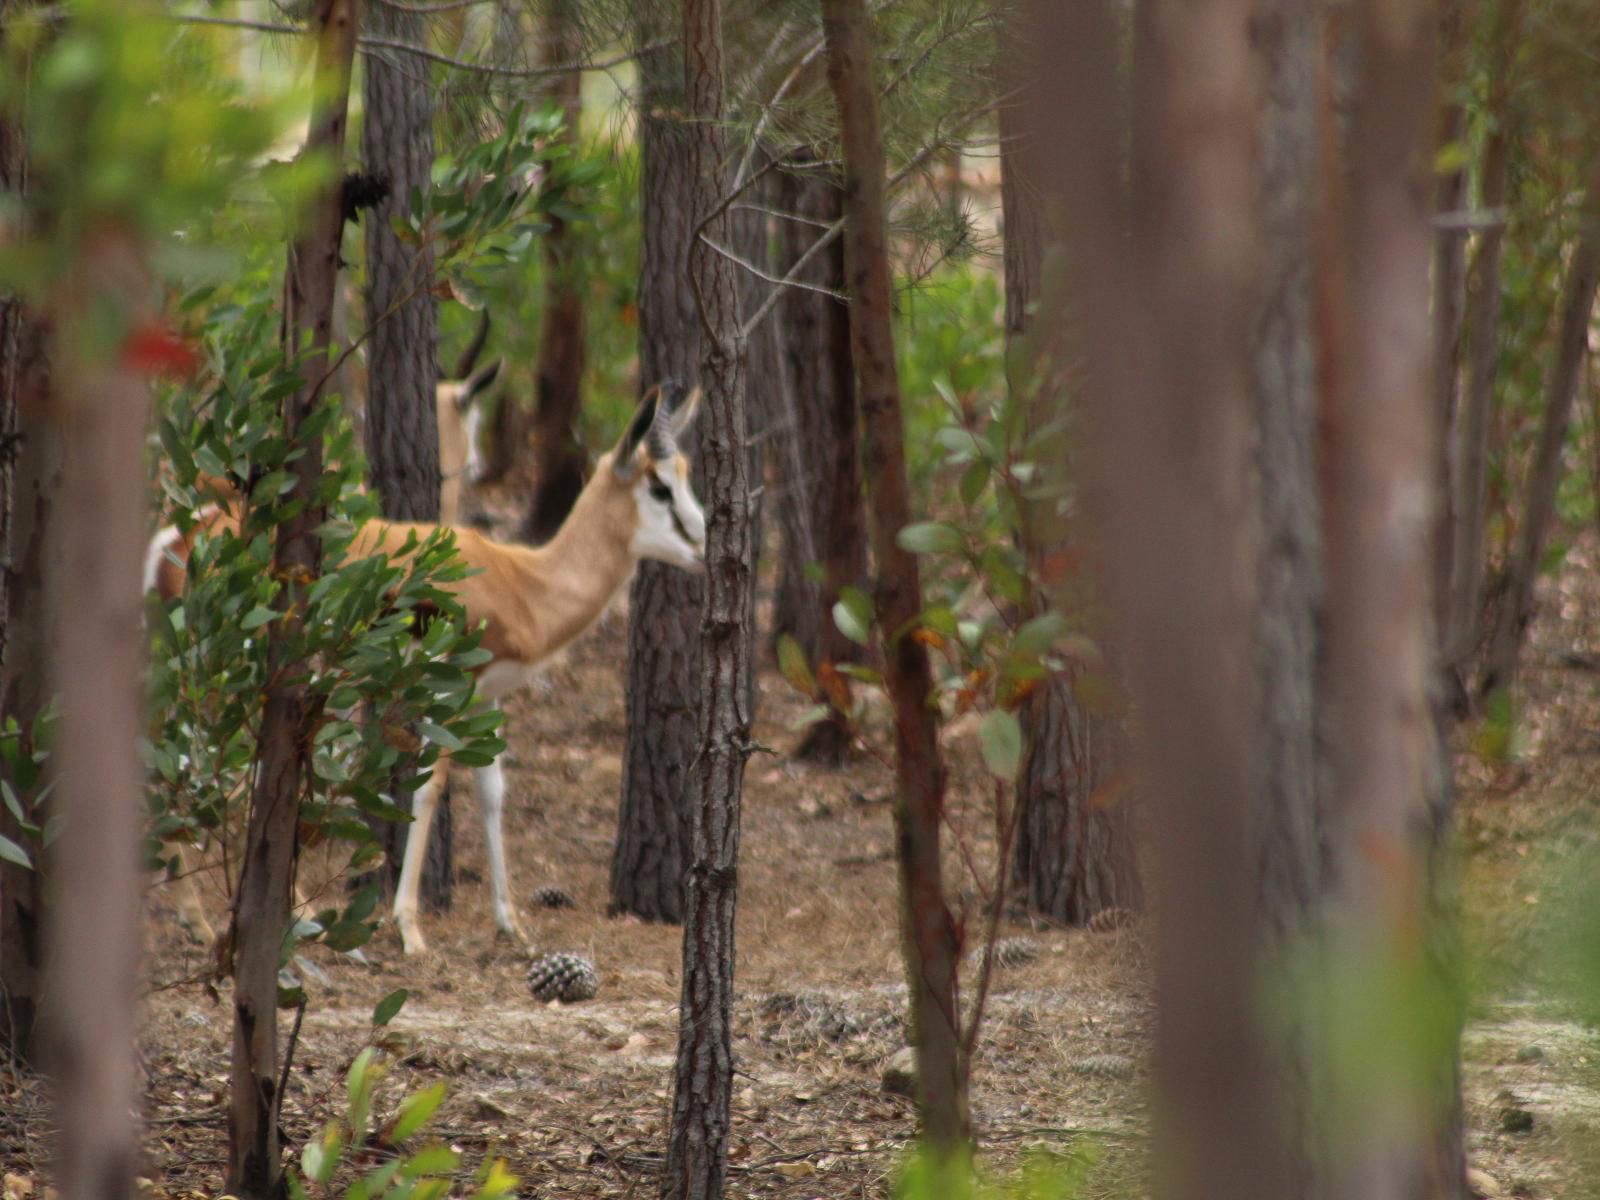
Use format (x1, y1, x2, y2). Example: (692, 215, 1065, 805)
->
(660, 0, 751, 1193)
(1040, 0, 1279, 1195)
(0, 18, 45, 1064)
(42, 230, 151, 1200)
(1003, 0, 1140, 927)
(1252, 0, 1326, 1187)
(1325, 1, 1464, 1196)
(521, 0, 589, 545)
(610, 0, 701, 924)
(361, 0, 451, 910)
(230, 4, 357, 1194)
(1431, 0, 1469, 648)
(774, 158, 864, 766)
(1446, 0, 1523, 686)
(1477, 160, 1600, 700)
(821, 0, 966, 1153)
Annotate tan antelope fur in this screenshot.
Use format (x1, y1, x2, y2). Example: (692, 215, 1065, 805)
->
(146, 383, 706, 956)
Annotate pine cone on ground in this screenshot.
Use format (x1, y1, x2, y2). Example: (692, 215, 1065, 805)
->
(533, 885, 576, 910)
(527, 952, 599, 1003)
(972, 936, 1042, 969)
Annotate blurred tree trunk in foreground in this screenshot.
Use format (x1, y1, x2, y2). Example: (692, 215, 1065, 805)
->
(822, 0, 966, 1155)
(1040, 0, 1281, 1196)
(229, 2, 357, 1193)
(362, 0, 452, 911)
(520, 0, 589, 544)
(42, 230, 150, 1200)
(1324, 0, 1465, 1195)
(610, 0, 701, 924)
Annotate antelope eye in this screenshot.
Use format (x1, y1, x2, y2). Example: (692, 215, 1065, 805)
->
(647, 477, 673, 503)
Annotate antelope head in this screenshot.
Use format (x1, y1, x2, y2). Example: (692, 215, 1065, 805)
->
(611, 382, 706, 573)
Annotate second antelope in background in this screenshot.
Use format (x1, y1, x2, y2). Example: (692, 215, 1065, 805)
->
(435, 309, 500, 525)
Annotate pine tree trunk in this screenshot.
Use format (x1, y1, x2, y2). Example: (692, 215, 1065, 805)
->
(230, 5, 357, 1194)
(773, 160, 864, 767)
(0, 37, 45, 1065)
(521, 0, 589, 545)
(610, 0, 702, 924)
(821, 0, 967, 1153)
(1446, 0, 1523, 685)
(1252, 0, 1326, 1187)
(361, 4, 452, 910)
(43, 229, 151, 1200)
(661, 0, 753, 1189)
(1003, 2, 1140, 926)
(1325, 2, 1464, 1196)
(1042, 0, 1281, 1193)
(1478, 161, 1600, 700)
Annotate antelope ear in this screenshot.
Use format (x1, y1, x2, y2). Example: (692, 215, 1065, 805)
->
(612, 387, 661, 480)
(670, 385, 702, 439)
(462, 358, 503, 405)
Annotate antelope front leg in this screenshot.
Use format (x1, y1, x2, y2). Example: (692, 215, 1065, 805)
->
(473, 757, 527, 944)
(393, 757, 447, 955)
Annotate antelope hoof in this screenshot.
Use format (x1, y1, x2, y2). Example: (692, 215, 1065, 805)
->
(496, 910, 530, 946)
(396, 913, 428, 957)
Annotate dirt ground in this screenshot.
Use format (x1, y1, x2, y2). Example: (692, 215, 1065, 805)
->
(5, 512, 1600, 1198)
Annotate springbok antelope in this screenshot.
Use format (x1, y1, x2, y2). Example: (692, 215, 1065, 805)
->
(147, 382, 706, 955)
(148, 345, 498, 944)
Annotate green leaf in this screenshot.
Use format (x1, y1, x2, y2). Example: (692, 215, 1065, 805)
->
(832, 586, 873, 646)
(787, 703, 833, 731)
(896, 521, 965, 556)
(979, 710, 1023, 780)
(0, 833, 31, 870)
(240, 605, 278, 631)
(400, 1145, 462, 1178)
(417, 720, 464, 752)
(1012, 611, 1066, 661)
(372, 987, 410, 1028)
(958, 458, 990, 506)
(390, 1081, 447, 1143)
(775, 634, 815, 697)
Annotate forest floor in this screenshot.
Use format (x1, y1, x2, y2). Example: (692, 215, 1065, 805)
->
(5, 508, 1600, 1199)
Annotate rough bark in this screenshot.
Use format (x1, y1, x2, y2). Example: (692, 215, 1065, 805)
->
(821, 0, 966, 1153)
(229, 3, 357, 1194)
(1325, 1, 1464, 1197)
(660, 0, 752, 1190)
(610, 0, 702, 924)
(1477, 161, 1600, 700)
(1041, 0, 1280, 1195)
(1445, 0, 1522, 686)
(0, 17, 45, 1065)
(1251, 0, 1326, 1187)
(361, 0, 451, 911)
(42, 230, 151, 1200)
(1003, 1, 1140, 927)
(773, 160, 865, 767)
(520, 0, 589, 545)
